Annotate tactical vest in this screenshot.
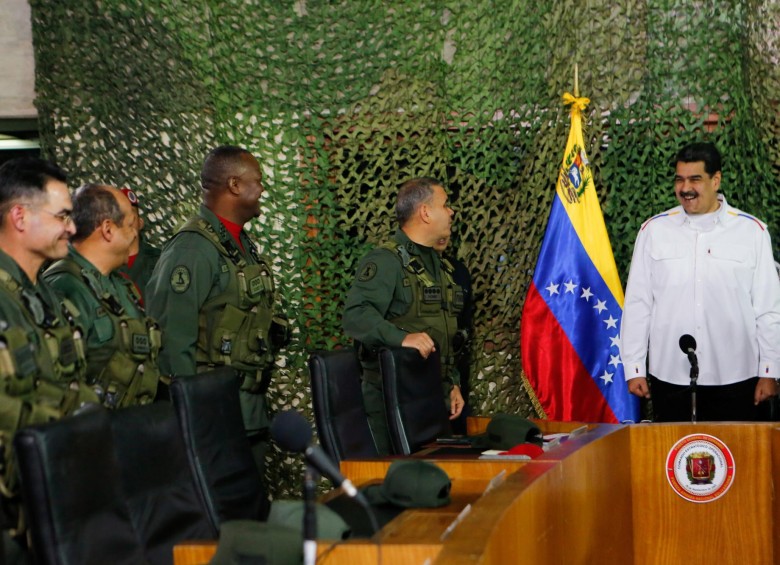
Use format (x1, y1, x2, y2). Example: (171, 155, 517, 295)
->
(177, 218, 286, 393)
(380, 242, 465, 382)
(45, 258, 161, 408)
(0, 269, 97, 506)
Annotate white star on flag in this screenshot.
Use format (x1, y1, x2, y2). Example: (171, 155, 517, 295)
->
(564, 280, 578, 293)
(580, 287, 593, 301)
(593, 299, 607, 313)
(609, 335, 621, 349)
(599, 370, 614, 384)
(603, 315, 618, 329)
(609, 354, 622, 368)
(545, 282, 560, 296)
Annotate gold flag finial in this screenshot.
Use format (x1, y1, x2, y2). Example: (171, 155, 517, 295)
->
(563, 64, 589, 114)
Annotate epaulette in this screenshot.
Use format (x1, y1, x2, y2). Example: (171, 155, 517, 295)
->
(640, 210, 681, 231)
(726, 210, 766, 231)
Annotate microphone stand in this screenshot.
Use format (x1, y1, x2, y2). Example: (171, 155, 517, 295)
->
(690, 359, 699, 423)
(303, 464, 318, 565)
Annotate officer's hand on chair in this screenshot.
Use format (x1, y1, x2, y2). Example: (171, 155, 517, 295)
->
(402, 332, 436, 359)
(449, 385, 464, 420)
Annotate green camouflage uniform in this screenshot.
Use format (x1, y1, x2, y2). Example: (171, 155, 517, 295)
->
(0, 249, 98, 531)
(44, 247, 161, 408)
(342, 229, 464, 454)
(146, 205, 286, 474)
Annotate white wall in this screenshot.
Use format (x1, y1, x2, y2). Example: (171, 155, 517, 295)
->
(0, 0, 36, 119)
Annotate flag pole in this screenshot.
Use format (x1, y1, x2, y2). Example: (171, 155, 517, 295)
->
(574, 64, 579, 98)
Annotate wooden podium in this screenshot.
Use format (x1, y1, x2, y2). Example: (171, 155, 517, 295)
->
(326, 420, 780, 565)
(175, 419, 780, 564)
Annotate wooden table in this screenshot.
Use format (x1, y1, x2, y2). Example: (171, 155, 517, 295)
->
(178, 420, 780, 565)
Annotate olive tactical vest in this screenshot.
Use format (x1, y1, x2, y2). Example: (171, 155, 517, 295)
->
(177, 218, 281, 391)
(0, 268, 97, 503)
(379, 242, 465, 382)
(44, 258, 161, 408)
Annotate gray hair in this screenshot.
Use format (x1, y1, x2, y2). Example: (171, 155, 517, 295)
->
(396, 177, 443, 227)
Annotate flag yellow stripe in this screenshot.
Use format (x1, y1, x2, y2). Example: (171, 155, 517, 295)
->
(555, 98, 624, 306)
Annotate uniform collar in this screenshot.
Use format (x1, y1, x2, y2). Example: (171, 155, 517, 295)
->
(67, 246, 104, 278)
(199, 204, 254, 261)
(394, 228, 435, 257)
(0, 248, 34, 289)
(672, 194, 731, 227)
(198, 204, 225, 235)
(393, 228, 441, 278)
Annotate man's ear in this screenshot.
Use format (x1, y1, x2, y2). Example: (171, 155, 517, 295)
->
(227, 176, 241, 196)
(419, 202, 432, 225)
(7, 204, 26, 231)
(100, 218, 114, 241)
(712, 171, 722, 191)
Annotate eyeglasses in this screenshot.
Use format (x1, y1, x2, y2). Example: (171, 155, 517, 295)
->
(36, 208, 74, 225)
(17, 203, 74, 225)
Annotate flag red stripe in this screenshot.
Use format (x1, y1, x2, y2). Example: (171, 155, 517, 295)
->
(522, 282, 618, 423)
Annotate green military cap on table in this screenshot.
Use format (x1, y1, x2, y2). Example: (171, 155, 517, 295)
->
(470, 413, 543, 450)
(209, 520, 302, 565)
(268, 500, 351, 540)
(362, 459, 452, 508)
(326, 460, 453, 538)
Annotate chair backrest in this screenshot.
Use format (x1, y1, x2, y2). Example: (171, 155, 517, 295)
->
(308, 348, 378, 462)
(14, 407, 146, 565)
(170, 368, 270, 529)
(379, 347, 451, 455)
(110, 402, 217, 565)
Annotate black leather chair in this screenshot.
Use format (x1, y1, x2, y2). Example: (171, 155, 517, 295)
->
(110, 403, 217, 565)
(170, 368, 270, 529)
(308, 348, 378, 462)
(379, 347, 451, 455)
(14, 407, 146, 565)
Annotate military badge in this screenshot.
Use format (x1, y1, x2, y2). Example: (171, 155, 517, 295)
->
(358, 262, 378, 282)
(666, 433, 735, 503)
(170, 266, 191, 293)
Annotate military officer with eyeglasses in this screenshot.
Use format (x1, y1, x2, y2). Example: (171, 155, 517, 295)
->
(0, 157, 99, 561)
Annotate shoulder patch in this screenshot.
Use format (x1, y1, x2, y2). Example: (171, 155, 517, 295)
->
(170, 266, 192, 293)
(357, 262, 378, 282)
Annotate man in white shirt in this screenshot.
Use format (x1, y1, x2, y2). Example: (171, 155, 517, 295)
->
(621, 142, 780, 421)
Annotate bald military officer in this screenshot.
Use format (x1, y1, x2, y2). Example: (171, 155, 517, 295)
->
(146, 145, 288, 492)
(44, 183, 161, 408)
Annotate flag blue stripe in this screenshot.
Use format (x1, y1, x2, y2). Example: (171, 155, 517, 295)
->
(532, 196, 637, 421)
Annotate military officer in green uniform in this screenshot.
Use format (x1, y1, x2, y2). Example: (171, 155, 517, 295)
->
(0, 158, 99, 560)
(43, 184, 161, 408)
(146, 145, 288, 477)
(342, 177, 466, 455)
(116, 187, 161, 302)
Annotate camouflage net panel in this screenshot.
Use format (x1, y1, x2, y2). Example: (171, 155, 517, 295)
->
(29, 0, 780, 497)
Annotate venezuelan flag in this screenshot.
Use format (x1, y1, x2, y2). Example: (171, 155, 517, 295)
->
(521, 93, 639, 423)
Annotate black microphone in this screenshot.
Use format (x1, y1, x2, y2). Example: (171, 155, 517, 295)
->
(271, 410, 360, 499)
(679, 334, 698, 368)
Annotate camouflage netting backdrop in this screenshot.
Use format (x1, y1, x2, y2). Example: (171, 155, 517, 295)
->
(29, 0, 780, 496)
